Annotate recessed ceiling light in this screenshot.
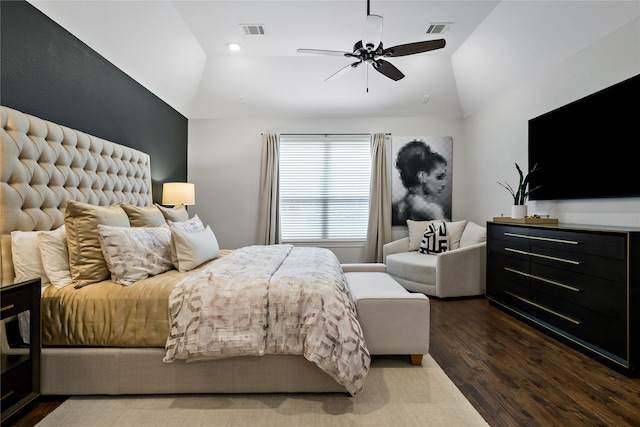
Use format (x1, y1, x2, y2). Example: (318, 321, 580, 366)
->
(227, 42, 241, 52)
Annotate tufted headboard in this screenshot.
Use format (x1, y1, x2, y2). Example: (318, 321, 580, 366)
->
(1, 106, 153, 286)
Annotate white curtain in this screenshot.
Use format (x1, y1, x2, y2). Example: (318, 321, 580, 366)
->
(364, 133, 391, 263)
(257, 133, 280, 245)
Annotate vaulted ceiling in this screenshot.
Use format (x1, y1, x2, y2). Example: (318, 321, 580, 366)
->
(29, 1, 640, 120)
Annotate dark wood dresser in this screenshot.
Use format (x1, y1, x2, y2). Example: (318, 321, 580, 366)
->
(1, 278, 41, 423)
(486, 221, 639, 374)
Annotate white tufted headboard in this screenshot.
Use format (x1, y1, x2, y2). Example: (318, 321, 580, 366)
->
(1, 106, 153, 286)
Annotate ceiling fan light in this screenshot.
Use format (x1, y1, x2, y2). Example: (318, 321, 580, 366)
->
(362, 14, 383, 52)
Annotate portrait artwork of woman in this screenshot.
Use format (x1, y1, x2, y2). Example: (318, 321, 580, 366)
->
(391, 137, 453, 226)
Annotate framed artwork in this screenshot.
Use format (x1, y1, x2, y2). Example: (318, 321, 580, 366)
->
(391, 136, 453, 226)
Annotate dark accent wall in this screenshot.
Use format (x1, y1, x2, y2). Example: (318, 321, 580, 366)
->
(1, 1, 188, 203)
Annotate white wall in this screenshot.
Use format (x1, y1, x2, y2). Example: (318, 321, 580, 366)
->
(188, 116, 462, 262)
(463, 18, 640, 228)
(189, 18, 640, 263)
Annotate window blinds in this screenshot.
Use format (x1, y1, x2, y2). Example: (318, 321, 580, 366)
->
(279, 134, 372, 242)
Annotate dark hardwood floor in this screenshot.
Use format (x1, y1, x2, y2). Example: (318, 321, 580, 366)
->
(5, 297, 640, 426)
(429, 297, 640, 427)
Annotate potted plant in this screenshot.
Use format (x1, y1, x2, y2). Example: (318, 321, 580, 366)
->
(497, 163, 541, 218)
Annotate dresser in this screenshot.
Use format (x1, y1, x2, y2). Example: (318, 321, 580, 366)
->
(486, 222, 639, 374)
(1, 278, 41, 423)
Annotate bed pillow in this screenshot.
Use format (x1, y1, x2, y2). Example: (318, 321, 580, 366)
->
(97, 224, 173, 285)
(169, 225, 220, 272)
(167, 214, 205, 232)
(155, 203, 189, 222)
(119, 203, 166, 227)
(419, 222, 449, 254)
(407, 219, 436, 251)
(65, 200, 130, 288)
(10, 230, 50, 286)
(37, 225, 73, 289)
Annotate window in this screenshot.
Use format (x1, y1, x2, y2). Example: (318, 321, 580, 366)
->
(279, 134, 371, 242)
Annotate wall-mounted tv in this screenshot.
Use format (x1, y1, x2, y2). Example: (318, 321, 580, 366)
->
(528, 74, 640, 201)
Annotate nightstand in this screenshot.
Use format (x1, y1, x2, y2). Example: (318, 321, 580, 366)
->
(1, 278, 41, 423)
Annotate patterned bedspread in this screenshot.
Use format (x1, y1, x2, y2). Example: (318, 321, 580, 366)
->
(163, 244, 370, 395)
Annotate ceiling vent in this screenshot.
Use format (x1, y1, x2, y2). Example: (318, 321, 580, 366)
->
(241, 24, 266, 35)
(426, 22, 453, 34)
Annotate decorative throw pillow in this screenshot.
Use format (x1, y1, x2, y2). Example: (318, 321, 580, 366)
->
(119, 203, 166, 227)
(446, 220, 468, 250)
(97, 224, 173, 285)
(419, 222, 450, 254)
(406, 219, 436, 251)
(169, 225, 220, 272)
(37, 225, 73, 289)
(459, 221, 487, 248)
(11, 230, 50, 286)
(65, 200, 130, 288)
(155, 203, 189, 222)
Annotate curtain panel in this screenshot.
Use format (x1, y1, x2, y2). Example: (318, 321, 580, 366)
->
(364, 133, 391, 263)
(257, 133, 280, 245)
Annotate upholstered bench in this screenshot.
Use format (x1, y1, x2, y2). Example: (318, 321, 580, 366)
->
(341, 263, 430, 365)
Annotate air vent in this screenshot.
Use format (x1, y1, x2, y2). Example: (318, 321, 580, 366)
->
(241, 24, 265, 35)
(426, 22, 453, 34)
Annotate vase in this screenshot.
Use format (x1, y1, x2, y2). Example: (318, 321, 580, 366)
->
(511, 205, 527, 219)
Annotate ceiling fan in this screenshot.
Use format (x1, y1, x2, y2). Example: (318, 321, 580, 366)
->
(297, 0, 446, 83)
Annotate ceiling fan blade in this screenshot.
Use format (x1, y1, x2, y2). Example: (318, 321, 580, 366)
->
(297, 48, 356, 58)
(382, 39, 446, 57)
(372, 59, 404, 81)
(362, 14, 383, 51)
(325, 61, 362, 82)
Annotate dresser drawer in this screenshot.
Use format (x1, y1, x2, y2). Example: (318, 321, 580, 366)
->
(1, 279, 41, 423)
(0, 359, 32, 412)
(0, 288, 32, 319)
(488, 238, 530, 260)
(529, 290, 627, 359)
(487, 254, 530, 311)
(530, 263, 626, 321)
(529, 243, 626, 283)
(529, 228, 626, 260)
(488, 224, 530, 242)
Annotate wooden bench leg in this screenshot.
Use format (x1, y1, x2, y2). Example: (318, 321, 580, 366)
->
(410, 354, 423, 365)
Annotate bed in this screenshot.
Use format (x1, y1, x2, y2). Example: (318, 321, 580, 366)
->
(0, 105, 370, 395)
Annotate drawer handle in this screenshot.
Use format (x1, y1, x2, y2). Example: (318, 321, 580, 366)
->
(1, 304, 15, 312)
(504, 268, 582, 292)
(528, 251, 581, 265)
(529, 273, 582, 292)
(505, 291, 583, 325)
(504, 247, 581, 265)
(504, 247, 528, 256)
(504, 232, 580, 245)
(1, 390, 14, 401)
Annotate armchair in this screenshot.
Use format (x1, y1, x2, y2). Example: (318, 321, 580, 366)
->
(383, 221, 486, 298)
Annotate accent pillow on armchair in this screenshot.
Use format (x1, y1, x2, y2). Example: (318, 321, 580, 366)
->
(419, 222, 449, 254)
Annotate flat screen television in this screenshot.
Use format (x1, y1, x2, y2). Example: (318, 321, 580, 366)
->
(528, 74, 640, 201)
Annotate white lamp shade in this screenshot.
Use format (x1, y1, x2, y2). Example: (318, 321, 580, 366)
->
(162, 182, 195, 206)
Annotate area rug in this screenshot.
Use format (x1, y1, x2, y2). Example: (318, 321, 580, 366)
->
(36, 355, 488, 427)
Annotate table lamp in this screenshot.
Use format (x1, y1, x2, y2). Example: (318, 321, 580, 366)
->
(162, 182, 195, 206)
